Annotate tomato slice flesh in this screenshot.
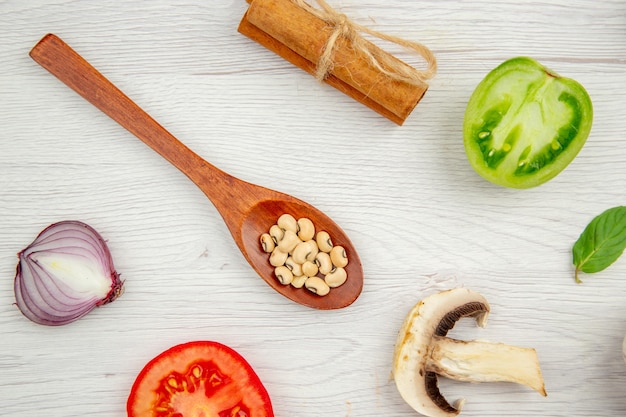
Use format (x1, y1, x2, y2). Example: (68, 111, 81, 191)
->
(463, 56, 593, 188)
(127, 341, 274, 417)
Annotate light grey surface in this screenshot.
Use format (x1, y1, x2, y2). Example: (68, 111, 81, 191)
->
(1, 1, 625, 416)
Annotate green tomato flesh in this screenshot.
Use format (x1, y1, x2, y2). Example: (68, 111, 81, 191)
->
(463, 57, 593, 188)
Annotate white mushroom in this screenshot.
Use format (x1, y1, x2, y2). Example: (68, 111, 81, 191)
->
(392, 288, 546, 417)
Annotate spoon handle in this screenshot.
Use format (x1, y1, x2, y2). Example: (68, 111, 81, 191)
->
(29, 33, 246, 210)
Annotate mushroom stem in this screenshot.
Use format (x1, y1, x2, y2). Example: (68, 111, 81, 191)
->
(428, 336, 547, 396)
(392, 288, 548, 417)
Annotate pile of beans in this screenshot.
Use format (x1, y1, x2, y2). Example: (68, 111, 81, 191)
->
(260, 214, 348, 296)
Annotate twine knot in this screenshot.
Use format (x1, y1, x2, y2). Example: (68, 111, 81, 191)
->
(330, 13, 351, 36)
(292, 0, 437, 85)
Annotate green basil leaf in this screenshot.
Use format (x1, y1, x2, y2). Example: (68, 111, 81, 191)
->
(573, 206, 626, 283)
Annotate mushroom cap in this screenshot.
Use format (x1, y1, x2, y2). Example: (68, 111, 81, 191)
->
(392, 288, 490, 417)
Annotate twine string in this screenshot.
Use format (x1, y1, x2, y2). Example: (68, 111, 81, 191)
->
(291, 0, 437, 85)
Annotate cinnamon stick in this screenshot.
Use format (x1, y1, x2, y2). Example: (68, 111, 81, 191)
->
(238, 0, 433, 125)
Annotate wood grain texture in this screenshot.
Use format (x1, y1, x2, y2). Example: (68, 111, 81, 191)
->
(27, 32, 363, 310)
(1, 0, 625, 416)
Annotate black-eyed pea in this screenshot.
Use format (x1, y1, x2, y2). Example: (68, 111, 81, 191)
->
(285, 256, 303, 276)
(297, 217, 315, 241)
(330, 245, 348, 268)
(277, 214, 298, 233)
(315, 252, 333, 275)
(302, 260, 319, 277)
(291, 275, 308, 289)
(269, 224, 284, 245)
(316, 231, 333, 253)
(292, 240, 319, 264)
(304, 240, 319, 262)
(324, 267, 347, 288)
(278, 230, 301, 253)
(305, 276, 330, 296)
(260, 233, 275, 253)
(274, 265, 293, 285)
(269, 248, 288, 267)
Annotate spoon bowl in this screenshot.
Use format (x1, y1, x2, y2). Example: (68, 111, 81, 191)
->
(30, 33, 363, 310)
(241, 199, 362, 309)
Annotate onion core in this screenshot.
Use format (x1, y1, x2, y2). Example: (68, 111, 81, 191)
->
(14, 220, 123, 326)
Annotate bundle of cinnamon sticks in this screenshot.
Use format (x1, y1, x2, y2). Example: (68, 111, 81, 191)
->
(238, 0, 436, 125)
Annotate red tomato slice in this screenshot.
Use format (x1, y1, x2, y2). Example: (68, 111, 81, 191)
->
(127, 341, 274, 417)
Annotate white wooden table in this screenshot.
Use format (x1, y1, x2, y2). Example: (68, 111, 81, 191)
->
(1, 1, 625, 416)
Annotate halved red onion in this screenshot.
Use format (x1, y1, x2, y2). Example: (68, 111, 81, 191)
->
(14, 220, 123, 326)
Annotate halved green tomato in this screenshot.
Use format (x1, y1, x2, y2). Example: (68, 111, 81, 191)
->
(127, 341, 274, 417)
(463, 56, 593, 188)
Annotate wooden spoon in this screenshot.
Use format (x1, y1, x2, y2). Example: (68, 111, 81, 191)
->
(30, 33, 363, 310)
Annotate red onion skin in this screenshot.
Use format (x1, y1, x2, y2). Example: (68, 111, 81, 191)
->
(14, 221, 123, 326)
